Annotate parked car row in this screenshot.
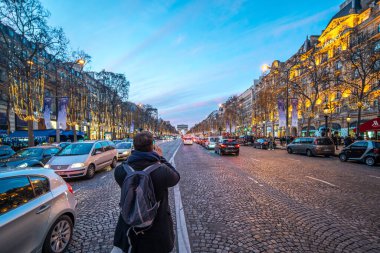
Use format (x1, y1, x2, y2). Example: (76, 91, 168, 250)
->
(193, 136, 240, 156)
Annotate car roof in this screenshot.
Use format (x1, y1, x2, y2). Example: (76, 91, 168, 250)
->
(26, 146, 57, 149)
(0, 168, 57, 178)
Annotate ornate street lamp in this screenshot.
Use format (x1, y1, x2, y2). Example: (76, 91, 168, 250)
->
(347, 115, 351, 137)
(323, 104, 329, 136)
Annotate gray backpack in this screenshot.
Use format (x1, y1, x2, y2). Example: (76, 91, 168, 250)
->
(120, 162, 161, 234)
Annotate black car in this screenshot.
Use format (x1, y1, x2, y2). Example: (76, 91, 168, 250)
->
(0, 145, 16, 160)
(0, 146, 60, 168)
(253, 138, 276, 149)
(339, 140, 380, 166)
(215, 139, 240, 156)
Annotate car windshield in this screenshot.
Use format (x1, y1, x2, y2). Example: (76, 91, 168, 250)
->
(56, 143, 93, 156)
(116, 143, 132, 149)
(316, 138, 333, 145)
(14, 148, 42, 158)
(210, 138, 219, 142)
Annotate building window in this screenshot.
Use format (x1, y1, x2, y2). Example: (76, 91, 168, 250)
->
(375, 40, 380, 52)
(375, 60, 380, 71)
(336, 61, 343, 70)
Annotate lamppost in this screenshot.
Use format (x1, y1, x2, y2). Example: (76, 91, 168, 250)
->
(323, 104, 329, 137)
(262, 120, 266, 137)
(347, 115, 351, 137)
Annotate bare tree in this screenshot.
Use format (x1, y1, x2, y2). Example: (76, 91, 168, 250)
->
(0, 0, 67, 146)
(339, 27, 380, 137)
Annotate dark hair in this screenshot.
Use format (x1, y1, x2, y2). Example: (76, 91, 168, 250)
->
(133, 131, 154, 152)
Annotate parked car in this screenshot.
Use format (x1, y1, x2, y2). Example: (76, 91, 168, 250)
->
(44, 140, 118, 179)
(113, 140, 124, 145)
(253, 138, 275, 149)
(339, 140, 380, 166)
(0, 145, 15, 160)
(116, 142, 133, 160)
(204, 137, 220, 149)
(51, 142, 71, 149)
(215, 139, 240, 156)
(0, 146, 60, 168)
(0, 168, 76, 253)
(286, 137, 335, 157)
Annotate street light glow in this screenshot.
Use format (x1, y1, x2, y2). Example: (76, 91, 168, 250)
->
(261, 64, 270, 72)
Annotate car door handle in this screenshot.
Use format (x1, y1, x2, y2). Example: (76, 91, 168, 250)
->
(36, 204, 51, 214)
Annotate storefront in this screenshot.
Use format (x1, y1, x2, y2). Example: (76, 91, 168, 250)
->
(354, 118, 380, 140)
(301, 126, 316, 136)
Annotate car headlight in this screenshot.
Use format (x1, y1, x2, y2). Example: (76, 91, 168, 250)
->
(44, 164, 51, 169)
(70, 163, 85, 169)
(123, 151, 130, 155)
(17, 163, 28, 168)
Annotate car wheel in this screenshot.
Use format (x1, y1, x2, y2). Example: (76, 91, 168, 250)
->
(339, 153, 347, 162)
(110, 157, 117, 169)
(85, 164, 96, 179)
(365, 156, 375, 166)
(43, 215, 73, 253)
(306, 149, 313, 157)
(287, 148, 293, 154)
(214, 149, 217, 153)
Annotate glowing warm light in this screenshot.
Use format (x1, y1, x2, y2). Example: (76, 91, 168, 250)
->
(305, 100, 311, 108)
(77, 58, 86, 65)
(261, 64, 270, 72)
(342, 90, 351, 98)
(316, 98, 322, 105)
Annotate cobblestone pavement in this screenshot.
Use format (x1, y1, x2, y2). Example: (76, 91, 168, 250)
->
(66, 140, 180, 253)
(175, 144, 380, 253)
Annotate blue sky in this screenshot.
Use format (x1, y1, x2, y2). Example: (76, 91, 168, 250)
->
(41, 0, 342, 127)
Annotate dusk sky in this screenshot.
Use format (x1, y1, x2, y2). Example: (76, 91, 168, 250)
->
(41, 0, 342, 128)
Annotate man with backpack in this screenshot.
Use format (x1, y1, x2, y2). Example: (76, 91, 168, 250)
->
(112, 131, 180, 253)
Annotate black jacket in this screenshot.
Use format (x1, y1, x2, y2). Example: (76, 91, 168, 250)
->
(113, 150, 180, 253)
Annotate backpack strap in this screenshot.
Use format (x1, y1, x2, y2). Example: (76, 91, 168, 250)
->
(143, 162, 161, 174)
(123, 163, 135, 174)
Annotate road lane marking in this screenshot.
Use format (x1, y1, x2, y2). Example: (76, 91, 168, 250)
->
(248, 177, 259, 184)
(369, 175, 380, 179)
(251, 158, 260, 162)
(100, 175, 107, 179)
(288, 158, 301, 162)
(306, 176, 337, 187)
(170, 142, 191, 253)
(74, 187, 82, 193)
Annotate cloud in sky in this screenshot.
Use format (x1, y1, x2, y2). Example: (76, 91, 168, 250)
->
(41, 0, 342, 128)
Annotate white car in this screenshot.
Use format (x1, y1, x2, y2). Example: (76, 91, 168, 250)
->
(0, 168, 77, 253)
(183, 137, 193, 145)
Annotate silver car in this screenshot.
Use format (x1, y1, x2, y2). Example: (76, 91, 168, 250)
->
(287, 137, 335, 157)
(0, 168, 76, 253)
(116, 142, 133, 161)
(45, 140, 118, 179)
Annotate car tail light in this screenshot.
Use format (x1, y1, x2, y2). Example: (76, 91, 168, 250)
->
(235, 144, 240, 148)
(66, 182, 74, 194)
(264, 142, 268, 145)
(374, 148, 380, 154)
(220, 144, 227, 148)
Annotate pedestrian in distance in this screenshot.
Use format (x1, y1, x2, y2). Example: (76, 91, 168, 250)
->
(332, 134, 339, 150)
(268, 136, 275, 150)
(112, 131, 180, 253)
(344, 135, 353, 147)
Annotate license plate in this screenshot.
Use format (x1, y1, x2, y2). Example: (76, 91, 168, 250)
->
(228, 146, 234, 148)
(324, 149, 330, 152)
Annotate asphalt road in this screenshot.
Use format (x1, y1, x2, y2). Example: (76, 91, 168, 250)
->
(65, 140, 380, 252)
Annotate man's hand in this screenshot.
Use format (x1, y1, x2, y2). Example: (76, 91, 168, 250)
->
(153, 145, 163, 156)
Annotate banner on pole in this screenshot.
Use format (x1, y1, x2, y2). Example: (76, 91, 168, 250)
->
(43, 97, 52, 129)
(58, 97, 69, 130)
(130, 121, 134, 133)
(291, 98, 299, 127)
(277, 98, 286, 127)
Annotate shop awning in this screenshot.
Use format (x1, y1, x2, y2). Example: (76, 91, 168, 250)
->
(9, 129, 59, 138)
(319, 123, 341, 131)
(353, 118, 380, 132)
(61, 130, 85, 136)
(302, 126, 316, 132)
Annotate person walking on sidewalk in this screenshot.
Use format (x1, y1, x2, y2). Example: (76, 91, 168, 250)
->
(268, 136, 275, 150)
(332, 133, 339, 150)
(112, 131, 180, 253)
